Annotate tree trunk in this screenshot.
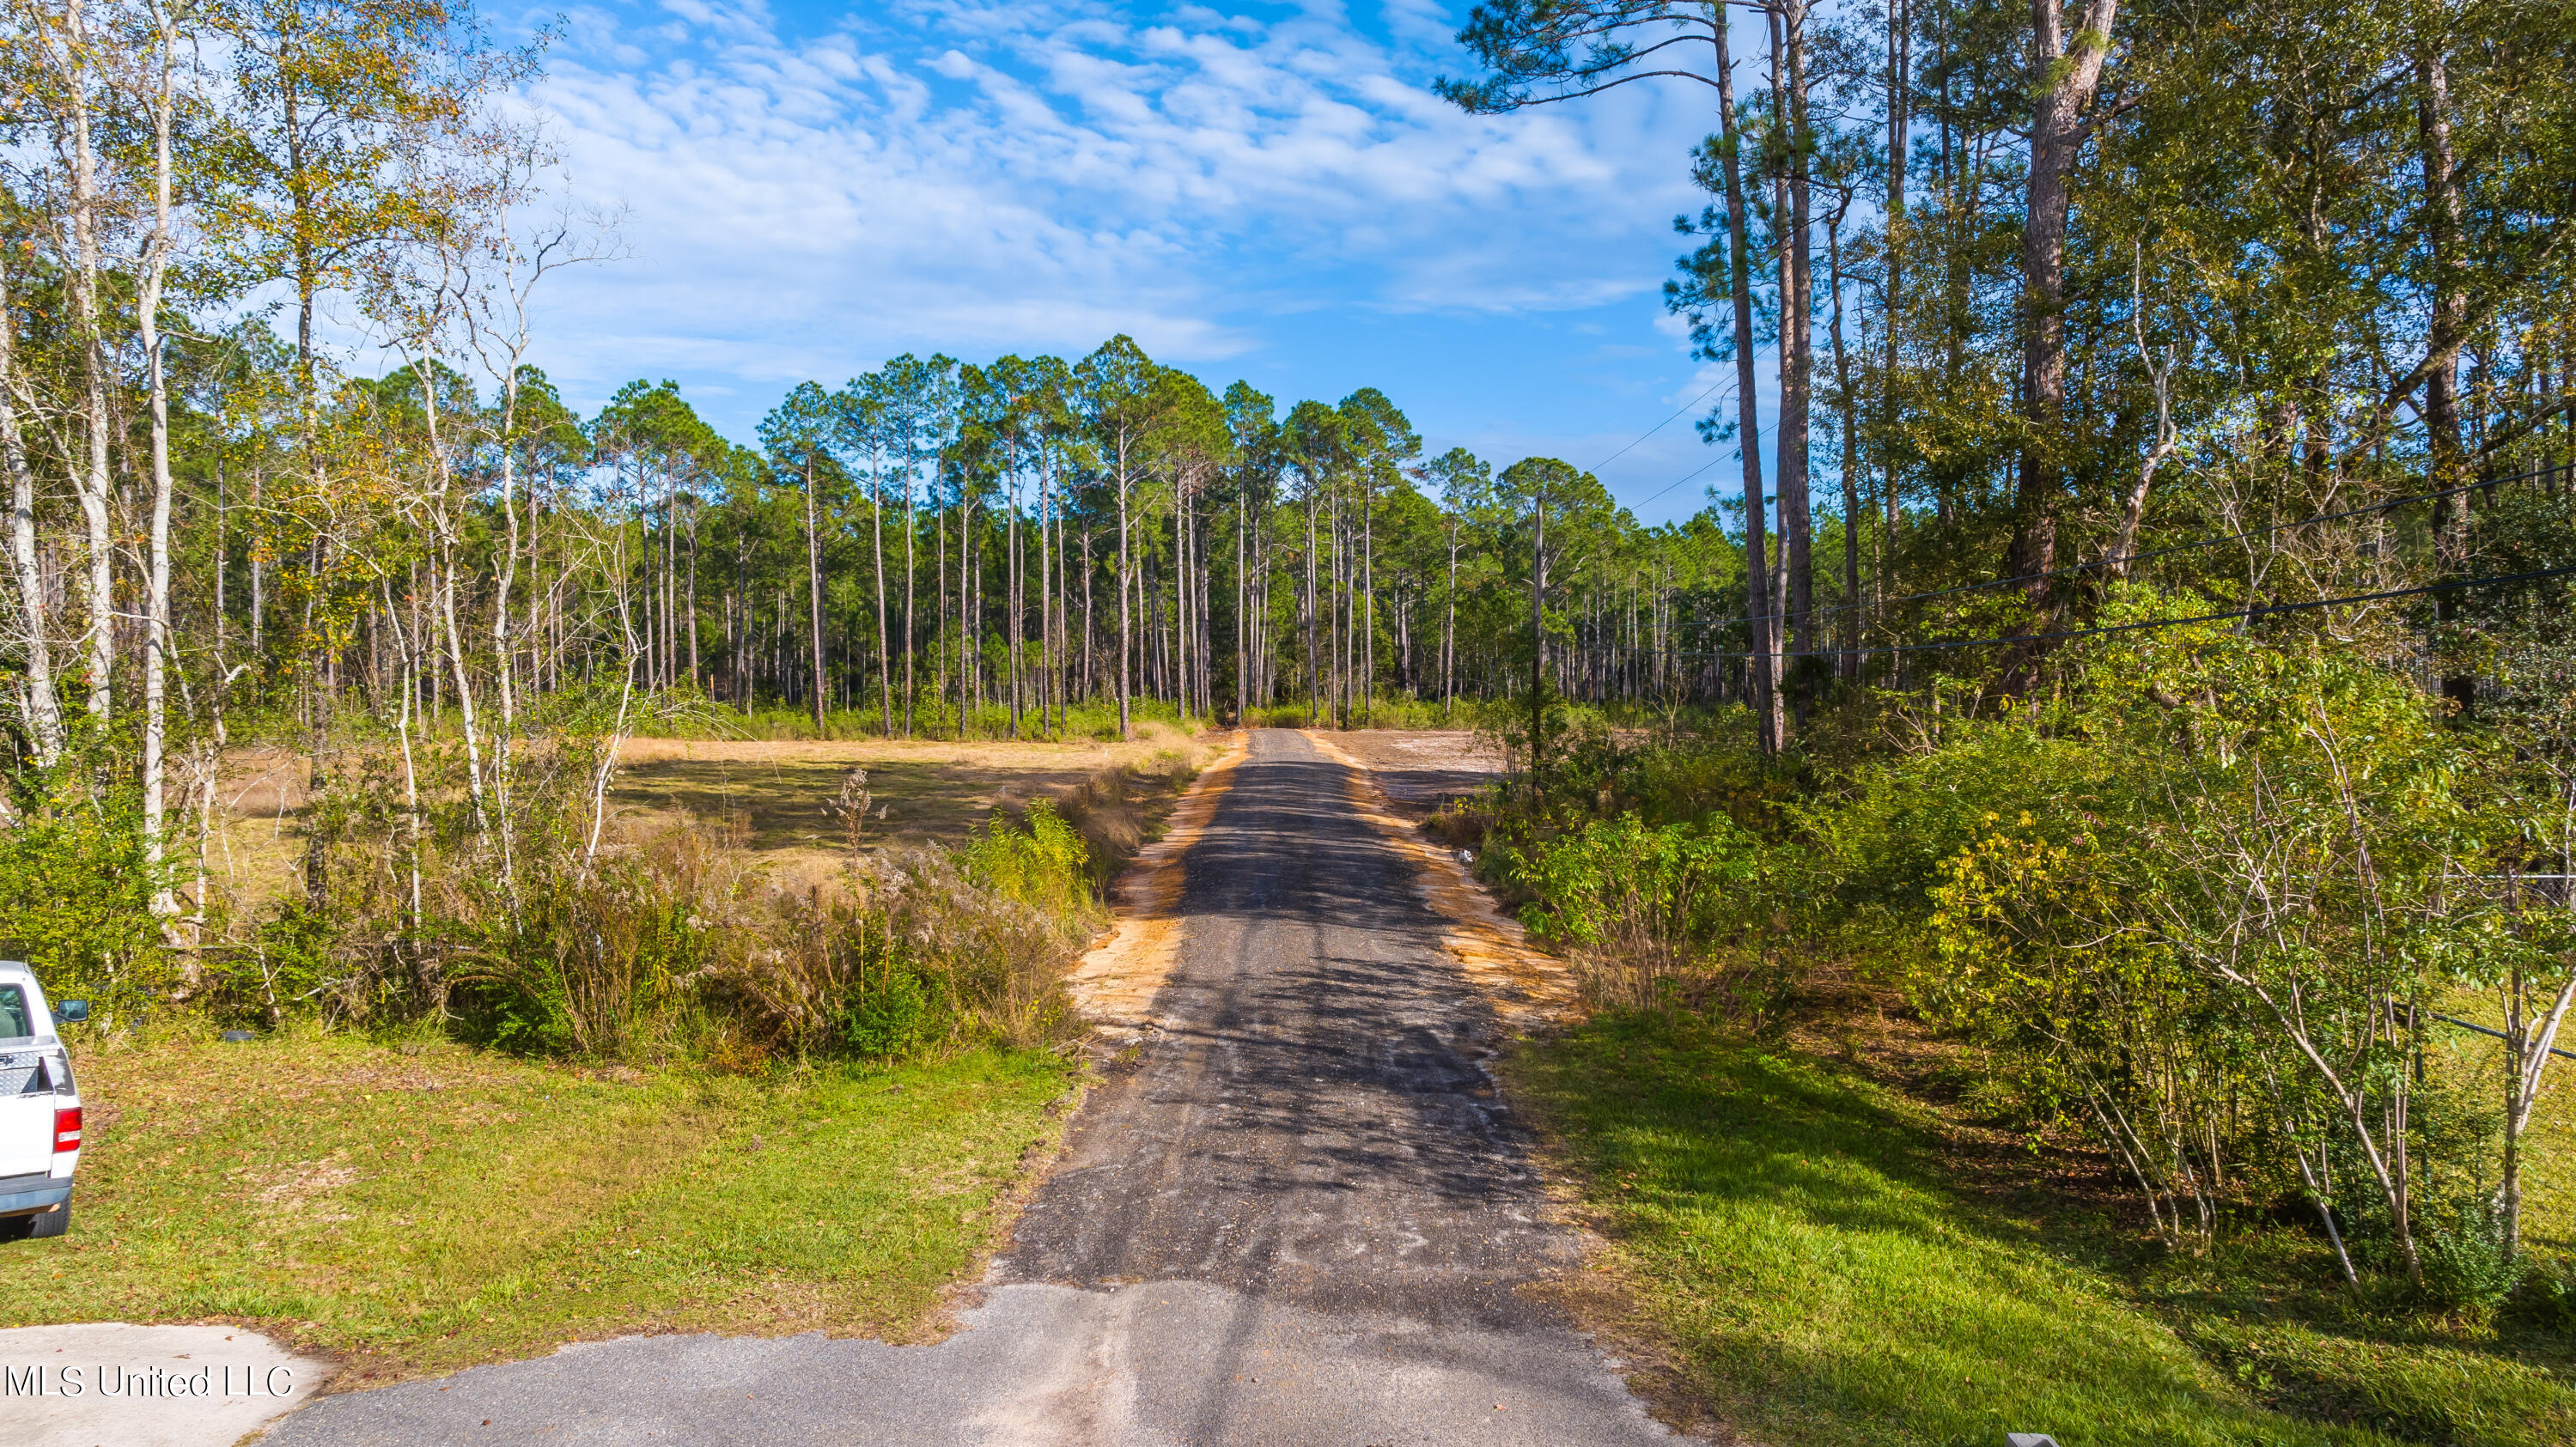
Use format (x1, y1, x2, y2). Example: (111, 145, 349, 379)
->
(2002, 0, 2122, 647)
(1177, 489, 1192, 723)
(1236, 474, 1248, 722)
(1361, 472, 1375, 727)
(1530, 475, 1548, 790)
(2499, 965, 2576, 1264)
(57, 0, 115, 727)
(2419, 45, 2475, 720)
(1829, 207, 1861, 683)
(1115, 437, 1134, 740)
(943, 495, 956, 724)
(1713, 15, 1779, 752)
(1039, 458, 1055, 734)
(1305, 483, 1320, 725)
(1009, 470, 1023, 738)
(872, 464, 892, 734)
(139, 19, 180, 918)
(685, 487, 701, 689)
(1884, 0, 1909, 594)
(0, 246, 63, 767)
(1774, 3, 1818, 684)
(1445, 521, 1458, 724)
(417, 374, 490, 835)
(803, 456, 826, 734)
(903, 468, 917, 736)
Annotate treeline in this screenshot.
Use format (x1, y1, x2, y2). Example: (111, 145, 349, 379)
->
(534, 350, 1743, 742)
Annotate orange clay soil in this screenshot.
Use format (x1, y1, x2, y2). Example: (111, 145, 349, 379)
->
(1059, 732, 1251, 1042)
(1062, 727, 1567, 1044)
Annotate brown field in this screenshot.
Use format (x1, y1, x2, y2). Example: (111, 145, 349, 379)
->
(608, 722, 1210, 877)
(195, 721, 1219, 906)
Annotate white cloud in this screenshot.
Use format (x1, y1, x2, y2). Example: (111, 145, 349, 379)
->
(513, 0, 1710, 430)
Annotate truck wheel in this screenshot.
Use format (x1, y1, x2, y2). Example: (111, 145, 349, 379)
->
(0, 1216, 31, 1243)
(26, 1205, 68, 1239)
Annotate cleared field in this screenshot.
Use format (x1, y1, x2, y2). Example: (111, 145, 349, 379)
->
(611, 726, 1204, 876)
(197, 723, 1212, 904)
(1321, 728, 1503, 821)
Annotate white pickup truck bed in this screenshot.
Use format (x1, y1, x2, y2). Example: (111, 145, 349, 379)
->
(0, 964, 79, 1239)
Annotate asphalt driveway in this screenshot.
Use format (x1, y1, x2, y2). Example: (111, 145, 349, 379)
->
(268, 729, 1671, 1445)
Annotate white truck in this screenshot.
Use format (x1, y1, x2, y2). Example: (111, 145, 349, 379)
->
(0, 961, 82, 1241)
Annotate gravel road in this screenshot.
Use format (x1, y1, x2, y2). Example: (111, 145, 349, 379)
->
(268, 728, 1672, 1445)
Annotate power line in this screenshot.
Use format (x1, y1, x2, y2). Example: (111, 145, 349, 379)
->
(1626, 390, 1787, 513)
(1634, 454, 1723, 510)
(1680, 464, 2561, 635)
(1662, 558, 2576, 662)
(1588, 377, 1729, 475)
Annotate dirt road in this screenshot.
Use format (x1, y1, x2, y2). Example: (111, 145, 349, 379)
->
(268, 729, 1670, 1444)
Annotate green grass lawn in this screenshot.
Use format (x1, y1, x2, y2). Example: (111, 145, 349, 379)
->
(1515, 1011, 2576, 1447)
(0, 1031, 1074, 1386)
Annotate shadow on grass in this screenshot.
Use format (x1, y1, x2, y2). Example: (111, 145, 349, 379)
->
(2132, 1233, 2576, 1447)
(1519, 1011, 2403, 1447)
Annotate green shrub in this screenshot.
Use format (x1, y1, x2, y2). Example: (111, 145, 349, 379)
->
(0, 778, 174, 1025)
(1508, 811, 1763, 954)
(204, 898, 350, 1029)
(837, 967, 939, 1058)
(2415, 1205, 2523, 1317)
(1495, 808, 1800, 1019)
(2508, 1257, 2576, 1335)
(965, 799, 1089, 917)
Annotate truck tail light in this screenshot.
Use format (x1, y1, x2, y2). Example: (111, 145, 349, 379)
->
(52, 1107, 80, 1152)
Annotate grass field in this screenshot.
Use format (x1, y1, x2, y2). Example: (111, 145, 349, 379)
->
(0, 1031, 1075, 1386)
(1516, 1011, 2576, 1447)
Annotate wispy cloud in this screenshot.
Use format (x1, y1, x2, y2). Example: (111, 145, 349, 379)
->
(514, 0, 1714, 444)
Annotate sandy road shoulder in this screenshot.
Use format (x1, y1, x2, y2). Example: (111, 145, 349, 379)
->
(1059, 733, 1250, 1041)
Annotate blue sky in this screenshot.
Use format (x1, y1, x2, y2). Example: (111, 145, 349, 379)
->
(505, 0, 1763, 523)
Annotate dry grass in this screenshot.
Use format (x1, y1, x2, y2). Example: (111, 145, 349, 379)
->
(1050, 740, 1217, 890)
(195, 745, 331, 913)
(609, 725, 1209, 885)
